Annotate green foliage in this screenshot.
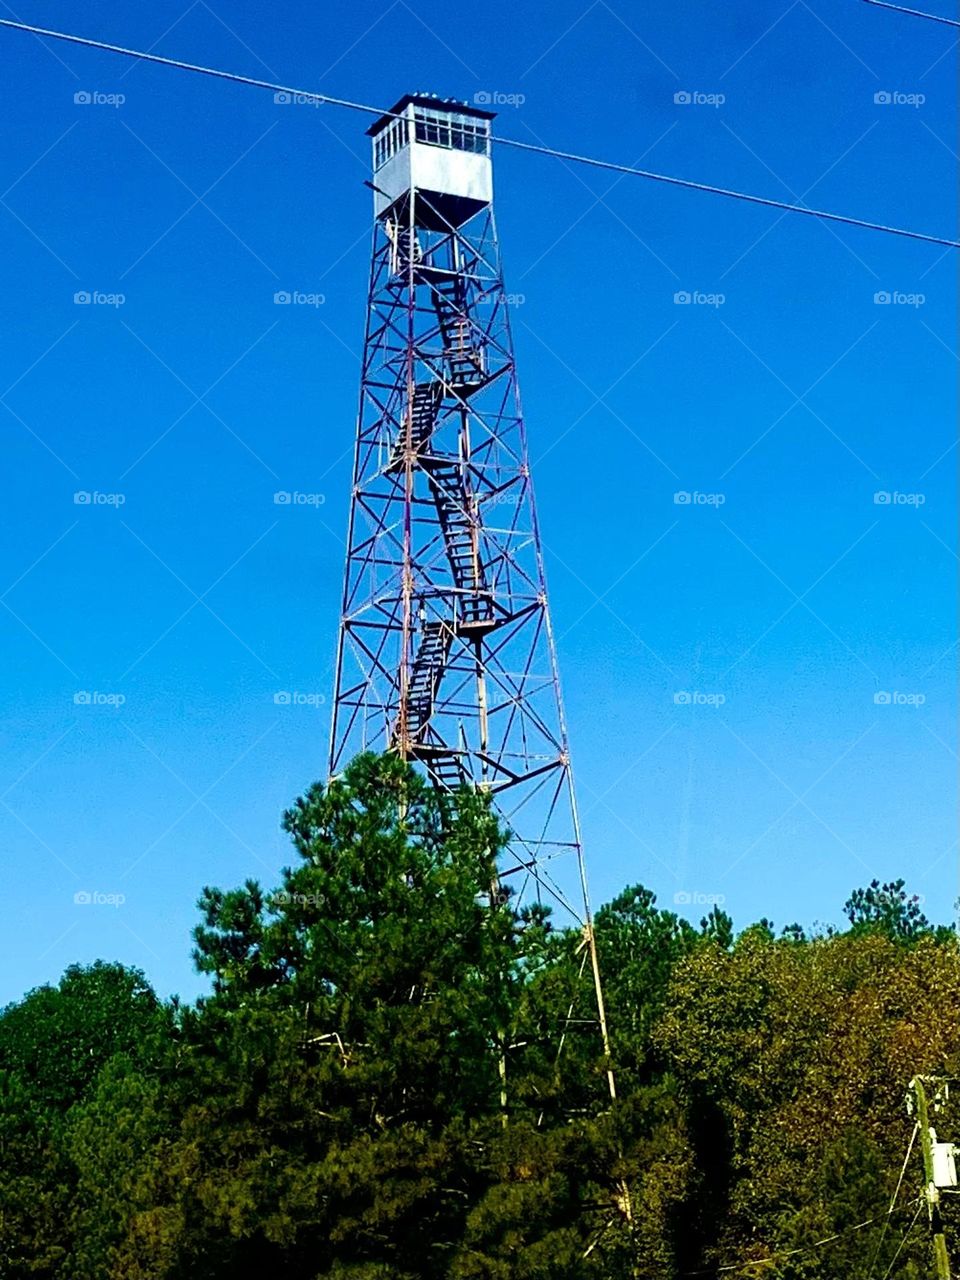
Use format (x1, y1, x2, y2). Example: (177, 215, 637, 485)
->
(843, 877, 951, 942)
(0, 1068, 73, 1278)
(0, 762, 957, 1279)
(0, 961, 170, 1113)
(656, 926, 960, 1276)
(193, 753, 520, 1124)
(0, 963, 174, 1279)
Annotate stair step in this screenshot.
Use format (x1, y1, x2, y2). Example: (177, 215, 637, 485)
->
(397, 619, 456, 741)
(386, 382, 443, 473)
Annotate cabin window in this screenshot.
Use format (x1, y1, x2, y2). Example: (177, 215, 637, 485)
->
(375, 109, 490, 167)
(413, 109, 490, 155)
(373, 117, 409, 169)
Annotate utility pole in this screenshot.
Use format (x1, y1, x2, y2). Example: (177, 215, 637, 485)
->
(911, 1075, 953, 1280)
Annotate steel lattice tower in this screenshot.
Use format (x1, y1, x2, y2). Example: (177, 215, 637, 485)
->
(329, 95, 615, 1096)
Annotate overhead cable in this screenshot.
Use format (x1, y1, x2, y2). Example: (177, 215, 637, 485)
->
(1, 17, 957, 250)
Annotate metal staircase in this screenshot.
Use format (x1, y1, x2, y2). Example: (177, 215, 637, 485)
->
(418, 745, 467, 790)
(384, 317, 495, 790)
(392, 621, 466, 792)
(401, 620, 452, 740)
(387, 221, 422, 277)
(386, 379, 493, 627)
(386, 381, 443, 473)
(432, 276, 484, 391)
(424, 460, 493, 625)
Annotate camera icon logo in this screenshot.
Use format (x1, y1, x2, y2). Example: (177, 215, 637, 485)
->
(74, 291, 91, 305)
(274, 691, 292, 705)
(474, 91, 492, 104)
(274, 291, 291, 305)
(74, 91, 92, 105)
(74, 890, 92, 904)
(874, 690, 892, 705)
(274, 91, 291, 105)
(874, 91, 892, 105)
(874, 291, 891, 305)
(674, 91, 692, 105)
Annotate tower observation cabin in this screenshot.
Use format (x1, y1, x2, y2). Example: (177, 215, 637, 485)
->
(367, 94, 495, 231)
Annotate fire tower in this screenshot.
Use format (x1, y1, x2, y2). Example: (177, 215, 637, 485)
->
(329, 95, 614, 1092)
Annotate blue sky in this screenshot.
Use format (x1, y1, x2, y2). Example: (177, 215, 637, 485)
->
(0, 0, 956, 1005)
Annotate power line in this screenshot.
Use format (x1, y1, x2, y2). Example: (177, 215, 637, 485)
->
(491, 135, 959, 248)
(679, 1197, 925, 1276)
(862, 0, 960, 27)
(1, 17, 957, 250)
(0, 19, 385, 118)
(867, 1121, 919, 1279)
(879, 1202, 925, 1280)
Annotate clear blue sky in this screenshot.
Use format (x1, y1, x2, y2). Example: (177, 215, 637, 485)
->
(0, 0, 956, 1006)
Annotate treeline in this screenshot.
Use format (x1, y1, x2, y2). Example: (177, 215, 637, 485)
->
(1, 753, 958, 1278)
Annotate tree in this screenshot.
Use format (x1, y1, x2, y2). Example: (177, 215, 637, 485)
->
(843, 877, 943, 942)
(591, 886, 698, 1082)
(0, 963, 172, 1279)
(5, 756, 960, 1279)
(0, 1069, 72, 1279)
(0, 961, 170, 1113)
(193, 752, 520, 1122)
(65, 1055, 181, 1280)
(149, 754, 530, 1277)
(656, 926, 960, 1276)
